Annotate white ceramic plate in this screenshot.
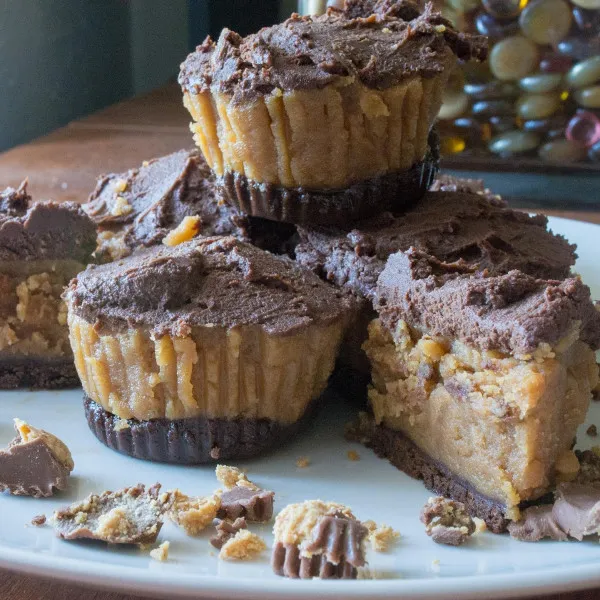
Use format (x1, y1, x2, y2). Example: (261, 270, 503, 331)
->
(1, 216, 600, 600)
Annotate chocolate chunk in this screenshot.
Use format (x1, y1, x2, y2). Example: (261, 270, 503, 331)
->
(0, 419, 74, 498)
(420, 496, 476, 546)
(53, 483, 171, 545)
(552, 483, 600, 541)
(210, 517, 247, 549)
(507, 505, 567, 542)
(272, 516, 368, 579)
(217, 486, 274, 523)
(587, 425, 598, 437)
(0, 182, 96, 263)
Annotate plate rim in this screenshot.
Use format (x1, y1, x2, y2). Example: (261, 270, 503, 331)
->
(1, 215, 600, 599)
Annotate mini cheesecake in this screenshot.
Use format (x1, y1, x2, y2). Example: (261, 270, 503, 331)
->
(178, 5, 485, 226)
(0, 182, 96, 388)
(65, 236, 355, 463)
(359, 249, 600, 532)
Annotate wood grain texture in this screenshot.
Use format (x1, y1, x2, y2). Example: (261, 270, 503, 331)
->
(0, 83, 598, 600)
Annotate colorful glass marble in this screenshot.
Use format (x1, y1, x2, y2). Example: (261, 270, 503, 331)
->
(574, 86, 600, 108)
(519, 73, 563, 93)
(475, 12, 520, 37)
(482, 0, 525, 18)
(489, 130, 541, 154)
(539, 54, 573, 74)
(566, 56, 600, 89)
(519, 0, 572, 45)
(490, 35, 539, 80)
(538, 139, 588, 161)
(516, 93, 562, 119)
(588, 139, 600, 161)
(566, 110, 600, 146)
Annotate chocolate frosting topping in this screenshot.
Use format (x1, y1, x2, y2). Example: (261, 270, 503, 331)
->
(179, 3, 487, 102)
(84, 150, 248, 251)
(296, 191, 576, 300)
(66, 236, 355, 337)
(376, 249, 600, 354)
(0, 182, 96, 262)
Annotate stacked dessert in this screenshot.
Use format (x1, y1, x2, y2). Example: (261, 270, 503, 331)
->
(64, 0, 600, 537)
(67, 1, 481, 464)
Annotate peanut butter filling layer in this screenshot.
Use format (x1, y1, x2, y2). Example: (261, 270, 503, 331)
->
(69, 314, 344, 423)
(364, 319, 599, 518)
(0, 260, 83, 359)
(183, 72, 446, 190)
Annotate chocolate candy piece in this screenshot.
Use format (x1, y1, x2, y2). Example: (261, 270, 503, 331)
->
(519, 0, 572, 45)
(490, 115, 518, 132)
(482, 0, 523, 19)
(53, 483, 171, 545)
(539, 139, 588, 162)
(0, 419, 74, 498)
(572, 7, 600, 34)
(490, 35, 539, 81)
(439, 92, 469, 120)
(558, 37, 600, 61)
(489, 130, 541, 154)
(552, 483, 600, 540)
(523, 115, 568, 133)
(475, 12, 520, 38)
(508, 505, 568, 542)
(566, 110, 600, 147)
(566, 56, 600, 90)
(210, 517, 248, 549)
(420, 496, 476, 546)
(473, 99, 515, 117)
(574, 86, 600, 109)
(589, 138, 600, 161)
(516, 93, 562, 119)
(519, 73, 563, 94)
(540, 54, 573, 74)
(464, 80, 520, 100)
(217, 485, 275, 523)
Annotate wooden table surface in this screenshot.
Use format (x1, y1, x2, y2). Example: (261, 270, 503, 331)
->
(0, 83, 599, 600)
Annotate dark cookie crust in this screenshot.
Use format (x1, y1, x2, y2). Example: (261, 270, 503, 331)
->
(83, 396, 319, 465)
(0, 358, 79, 390)
(217, 135, 439, 226)
(362, 420, 510, 533)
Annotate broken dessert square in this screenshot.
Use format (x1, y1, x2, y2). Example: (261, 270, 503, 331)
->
(271, 500, 368, 579)
(420, 496, 476, 546)
(0, 419, 74, 498)
(361, 249, 600, 532)
(53, 483, 171, 545)
(0, 182, 96, 388)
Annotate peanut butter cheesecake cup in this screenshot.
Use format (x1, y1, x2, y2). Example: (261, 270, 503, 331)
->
(0, 182, 96, 388)
(358, 249, 600, 532)
(65, 236, 355, 463)
(178, 4, 485, 226)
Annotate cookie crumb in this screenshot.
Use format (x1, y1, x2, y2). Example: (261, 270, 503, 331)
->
(111, 196, 133, 217)
(210, 446, 220, 460)
(150, 541, 170, 562)
(218, 529, 266, 561)
(296, 456, 310, 468)
(473, 518, 487, 534)
(31, 515, 46, 527)
(169, 490, 220, 536)
(215, 465, 257, 490)
(587, 424, 598, 437)
(347, 450, 360, 461)
(363, 521, 399, 551)
(431, 559, 441, 573)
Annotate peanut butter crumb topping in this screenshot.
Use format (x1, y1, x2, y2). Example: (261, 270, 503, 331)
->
(363, 520, 400, 551)
(168, 489, 221, 536)
(163, 216, 201, 247)
(150, 541, 170, 562)
(13, 419, 74, 471)
(218, 529, 266, 561)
